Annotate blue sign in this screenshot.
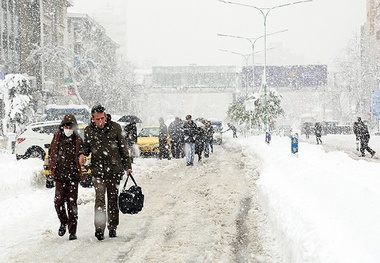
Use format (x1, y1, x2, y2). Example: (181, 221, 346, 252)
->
(291, 134, 299, 155)
(265, 132, 271, 144)
(372, 90, 380, 119)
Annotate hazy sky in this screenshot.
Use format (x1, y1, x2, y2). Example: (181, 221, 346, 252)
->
(69, 0, 366, 69)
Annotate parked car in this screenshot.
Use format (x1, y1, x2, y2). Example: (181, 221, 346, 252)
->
(209, 119, 223, 145)
(15, 120, 62, 160)
(137, 126, 171, 157)
(43, 123, 92, 188)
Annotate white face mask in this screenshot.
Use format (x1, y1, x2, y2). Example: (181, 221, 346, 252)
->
(64, 128, 74, 137)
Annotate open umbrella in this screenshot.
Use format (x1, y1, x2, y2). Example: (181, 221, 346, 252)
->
(118, 115, 142, 123)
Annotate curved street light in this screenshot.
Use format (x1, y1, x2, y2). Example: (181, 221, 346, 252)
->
(217, 29, 288, 66)
(218, 29, 288, 92)
(218, 49, 251, 65)
(219, 49, 251, 95)
(219, 0, 313, 141)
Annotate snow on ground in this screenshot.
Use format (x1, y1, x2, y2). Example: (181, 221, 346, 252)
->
(1, 132, 380, 262)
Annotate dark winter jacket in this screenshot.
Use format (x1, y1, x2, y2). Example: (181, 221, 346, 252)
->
(80, 115, 131, 180)
(183, 120, 198, 143)
(315, 123, 322, 137)
(357, 121, 370, 141)
(204, 122, 214, 142)
(49, 114, 83, 182)
(168, 118, 184, 143)
(159, 121, 169, 143)
(353, 121, 360, 140)
(195, 125, 206, 154)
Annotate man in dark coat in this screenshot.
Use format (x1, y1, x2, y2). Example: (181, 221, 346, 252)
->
(49, 114, 83, 241)
(183, 115, 197, 166)
(356, 117, 376, 157)
(353, 119, 360, 151)
(158, 117, 170, 160)
(168, 117, 184, 159)
(226, 123, 238, 138)
(79, 105, 132, 241)
(315, 122, 322, 145)
(203, 119, 214, 157)
(195, 121, 206, 162)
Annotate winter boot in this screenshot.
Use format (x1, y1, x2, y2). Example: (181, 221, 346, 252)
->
(95, 229, 104, 241)
(109, 230, 117, 238)
(58, 224, 66, 237)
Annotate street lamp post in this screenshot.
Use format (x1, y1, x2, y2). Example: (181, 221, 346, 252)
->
(218, 29, 288, 92)
(219, 49, 251, 66)
(219, 0, 312, 141)
(219, 49, 251, 96)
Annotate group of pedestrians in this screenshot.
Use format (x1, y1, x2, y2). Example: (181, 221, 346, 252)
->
(49, 104, 132, 241)
(157, 115, 215, 166)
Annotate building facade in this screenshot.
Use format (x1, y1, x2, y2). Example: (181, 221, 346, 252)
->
(0, 0, 19, 75)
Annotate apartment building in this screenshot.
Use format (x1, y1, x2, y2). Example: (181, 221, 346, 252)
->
(66, 13, 119, 103)
(362, 0, 380, 90)
(0, 0, 19, 76)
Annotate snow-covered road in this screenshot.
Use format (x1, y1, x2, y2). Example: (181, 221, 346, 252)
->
(1, 141, 281, 262)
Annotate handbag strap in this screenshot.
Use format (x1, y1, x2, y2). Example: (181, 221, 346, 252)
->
(122, 172, 138, 190)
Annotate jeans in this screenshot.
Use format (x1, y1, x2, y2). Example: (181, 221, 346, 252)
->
(185, 142, 195, 165)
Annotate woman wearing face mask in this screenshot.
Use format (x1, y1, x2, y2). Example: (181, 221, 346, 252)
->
(49, 114, 84, 241)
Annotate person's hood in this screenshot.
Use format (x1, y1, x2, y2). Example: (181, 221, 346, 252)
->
(60, 114, 78, 127)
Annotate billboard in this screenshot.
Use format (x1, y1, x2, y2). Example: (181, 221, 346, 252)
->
(242, 65, 328, 88)
(152, 66, 237, 88)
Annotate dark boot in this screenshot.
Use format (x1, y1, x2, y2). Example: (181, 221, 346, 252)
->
(109, 229, 117, 238)
(95, 229, 104, 241)
(58, 224, 66, 237)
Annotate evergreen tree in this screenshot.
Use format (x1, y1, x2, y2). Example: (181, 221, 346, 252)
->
(227, 90, 284, 131)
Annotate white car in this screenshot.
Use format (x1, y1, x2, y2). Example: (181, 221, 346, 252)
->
(15, 121, 62, 160)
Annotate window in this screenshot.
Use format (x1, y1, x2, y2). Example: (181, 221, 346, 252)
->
(32, 125, 60, 134)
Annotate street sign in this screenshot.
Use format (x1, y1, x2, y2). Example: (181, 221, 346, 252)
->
(291, 133, 299, 156)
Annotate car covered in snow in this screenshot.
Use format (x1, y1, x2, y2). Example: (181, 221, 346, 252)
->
(15, 120, 62, 160)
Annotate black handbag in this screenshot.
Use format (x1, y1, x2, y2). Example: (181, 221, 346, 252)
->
(119, 173, 144, 214)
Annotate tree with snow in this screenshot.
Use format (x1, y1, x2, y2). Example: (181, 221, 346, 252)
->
(0, 74, 33, 135)
(227, 90, 284, 131)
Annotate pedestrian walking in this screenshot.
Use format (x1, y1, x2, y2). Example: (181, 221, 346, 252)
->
(203, 119, 214, 157)
(183, 115, 197, 166)
(356, 117, 376, 157)
(305, 125, 311, 139)
(124, 121, 138, 163)
(158, 117, 170, 160)
(315, 122, 322, 145)
(353, 119, 360, 151)
(79, 105, 132, 241)
(49, 114, 83, 241)
(195, 119, 206, 162)
(168, 117, 184, 159)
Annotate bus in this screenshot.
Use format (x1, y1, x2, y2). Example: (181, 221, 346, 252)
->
(44, 104, 91, 124)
